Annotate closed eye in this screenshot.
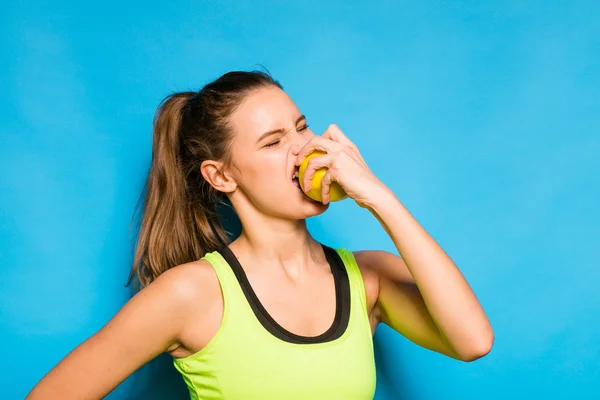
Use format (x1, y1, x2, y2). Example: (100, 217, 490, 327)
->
(264, 140, 281, 148)
(264, 125, 309, 148)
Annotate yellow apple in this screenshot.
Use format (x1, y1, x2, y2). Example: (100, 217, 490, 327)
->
(298, 150, 348, 203)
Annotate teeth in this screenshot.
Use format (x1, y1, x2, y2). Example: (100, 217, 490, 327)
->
(293, 170, 298, 179)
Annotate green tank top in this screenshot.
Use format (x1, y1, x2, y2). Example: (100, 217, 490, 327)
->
(172, 244, 377, 400)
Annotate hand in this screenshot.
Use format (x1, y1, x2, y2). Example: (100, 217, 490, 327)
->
(294, 124, 388, 207)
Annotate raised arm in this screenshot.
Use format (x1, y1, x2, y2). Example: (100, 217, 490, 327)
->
(361, 192, 494, 362)
(294, 124, 493, 362)
(355, 250, 465, 360)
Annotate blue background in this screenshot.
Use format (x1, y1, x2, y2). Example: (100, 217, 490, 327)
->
(1, 1, 599, 399)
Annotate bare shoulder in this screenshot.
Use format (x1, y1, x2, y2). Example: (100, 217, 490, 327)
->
(154, 258, 220, 304)
(157, 258, 224, 357)
(350, 250, 381, 316)
(154, 258, 222, 342)
(351, 249, 414, 325)
(353, 249, 413, 284)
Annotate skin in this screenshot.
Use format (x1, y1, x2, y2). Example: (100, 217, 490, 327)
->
(26, 86, 494, 399)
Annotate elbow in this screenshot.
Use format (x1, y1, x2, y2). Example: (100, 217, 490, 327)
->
(458, 330, 494, 362)
(459, 345, 492, 362)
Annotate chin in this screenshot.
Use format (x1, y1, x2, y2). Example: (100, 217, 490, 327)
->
(297, 196, 329, 217)
(264, 185, 331, 219)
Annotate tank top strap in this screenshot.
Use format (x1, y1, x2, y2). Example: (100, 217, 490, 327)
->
(201, 245, 370, 339)
(200, 249, 250, 313)
(204, 246, 369, 316)
(333, 248, 370, 317)
(202, 250, 234, 287)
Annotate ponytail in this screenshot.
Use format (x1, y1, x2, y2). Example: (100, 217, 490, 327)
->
(128, 70, 281, 291)
(127, 92, 230, 291)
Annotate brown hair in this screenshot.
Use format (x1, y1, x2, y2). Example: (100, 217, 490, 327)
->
(127, 70, 282, 291)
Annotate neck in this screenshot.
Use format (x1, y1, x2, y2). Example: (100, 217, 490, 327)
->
(229, 214, 326, 280)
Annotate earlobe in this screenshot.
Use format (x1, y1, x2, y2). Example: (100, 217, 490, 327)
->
(200, 160, 237, 193)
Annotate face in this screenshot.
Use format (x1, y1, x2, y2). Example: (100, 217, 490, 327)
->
(219, 86, 328, 220)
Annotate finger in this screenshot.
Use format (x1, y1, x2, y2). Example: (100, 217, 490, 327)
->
(322, 124, 354, 147)
(320, 170, 333, 205)
(295, 136, 340, 166)
(302, 152, 335, 192)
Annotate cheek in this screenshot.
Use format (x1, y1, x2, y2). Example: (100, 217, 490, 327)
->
(236, 153, 286, 188)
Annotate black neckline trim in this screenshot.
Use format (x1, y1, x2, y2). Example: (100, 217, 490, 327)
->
(218, 244, 351, 344)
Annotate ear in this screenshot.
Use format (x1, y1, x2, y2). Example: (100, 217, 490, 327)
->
(200, 160, 237, 193)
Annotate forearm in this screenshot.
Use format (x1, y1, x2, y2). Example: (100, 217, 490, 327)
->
(365, 185, 493, 358)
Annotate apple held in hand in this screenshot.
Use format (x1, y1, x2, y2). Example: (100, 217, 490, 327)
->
(297, 150, 348, 203)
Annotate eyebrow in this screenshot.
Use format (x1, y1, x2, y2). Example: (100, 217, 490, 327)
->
(256, 115, 307, 144)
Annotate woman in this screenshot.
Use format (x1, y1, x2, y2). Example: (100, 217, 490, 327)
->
(27, 71, 493, 399)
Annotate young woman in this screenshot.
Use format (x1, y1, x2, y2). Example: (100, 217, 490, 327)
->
(26, 71, 493, 399)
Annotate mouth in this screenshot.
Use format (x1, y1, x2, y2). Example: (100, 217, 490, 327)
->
(292, 168, 301, 188)
(290, 168, 323, 204)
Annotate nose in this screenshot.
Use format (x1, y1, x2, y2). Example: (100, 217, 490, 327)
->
(290, 143, 302, 155)
(290, 130, 314, 155)
(290, 138, 307, 155)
